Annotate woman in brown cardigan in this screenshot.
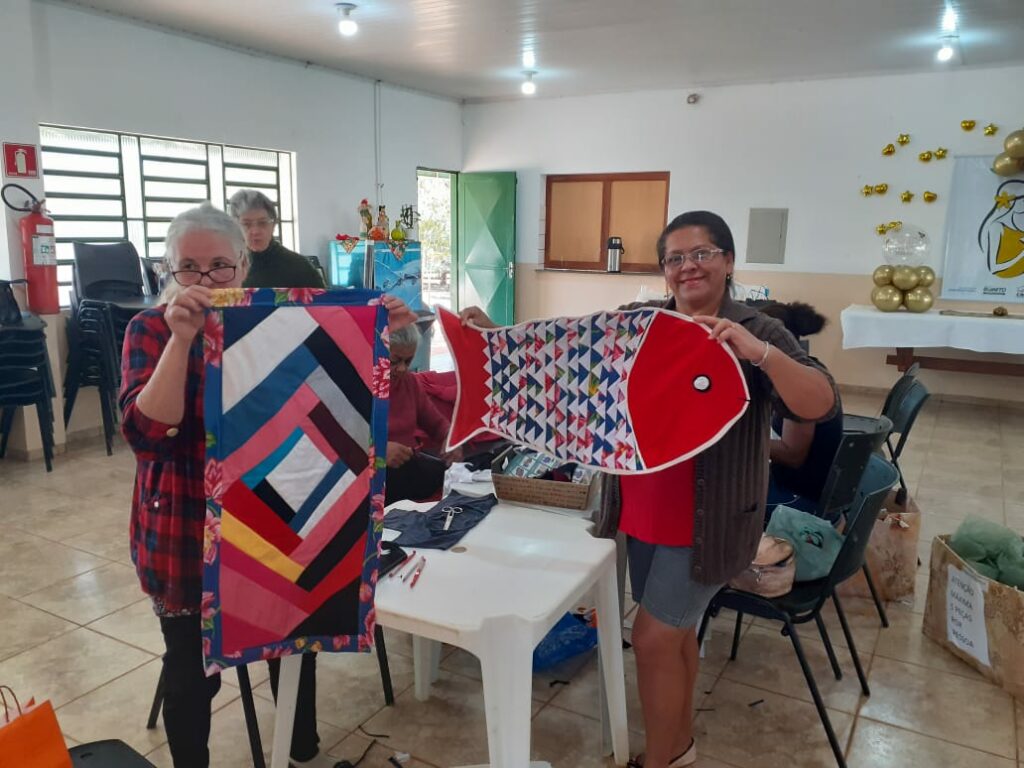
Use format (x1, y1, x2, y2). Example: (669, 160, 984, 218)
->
(461, 211, 837, 768)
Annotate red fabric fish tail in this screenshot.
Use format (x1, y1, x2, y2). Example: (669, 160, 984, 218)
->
(436, 307, 491, 449)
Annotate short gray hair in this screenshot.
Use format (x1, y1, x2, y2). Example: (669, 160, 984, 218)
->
(227, 189, 277, 222)
(389, 323, 421, 349)
(160, 202, 247, 301)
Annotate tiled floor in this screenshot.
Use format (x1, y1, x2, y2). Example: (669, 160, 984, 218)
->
(1, 390, 1022, 767)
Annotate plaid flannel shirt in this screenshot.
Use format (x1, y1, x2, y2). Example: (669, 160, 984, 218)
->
(120, 308, 206, 615)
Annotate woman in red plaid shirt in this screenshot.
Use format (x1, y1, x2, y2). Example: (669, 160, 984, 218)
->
(120, 203, 415, 767)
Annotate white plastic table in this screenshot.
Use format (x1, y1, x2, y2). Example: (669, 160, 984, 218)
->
(373, 499, 629, 768)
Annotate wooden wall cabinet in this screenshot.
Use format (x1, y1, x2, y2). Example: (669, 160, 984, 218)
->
(544, 172, 669, 272)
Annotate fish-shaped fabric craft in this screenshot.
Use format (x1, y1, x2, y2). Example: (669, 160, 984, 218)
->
(436, 306, 750, 474)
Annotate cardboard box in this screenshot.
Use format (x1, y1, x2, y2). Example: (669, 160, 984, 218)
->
(839, 490, 920, 602)
(922, 535, 1024, 699)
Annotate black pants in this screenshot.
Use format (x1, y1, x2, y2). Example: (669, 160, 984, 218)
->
(159, 615, 320, 766)
(385, 454, 446, 505)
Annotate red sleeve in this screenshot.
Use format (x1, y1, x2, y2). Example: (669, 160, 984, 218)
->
(414, 376, 451, 448)
(118, 310, 189, 461)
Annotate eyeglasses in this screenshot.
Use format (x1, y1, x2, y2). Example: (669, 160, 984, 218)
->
(239, 218, 274, 230)
(171, 265, 238, 286)
(662, 248, 724, 269)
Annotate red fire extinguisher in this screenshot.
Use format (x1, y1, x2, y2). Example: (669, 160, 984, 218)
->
(2, 182, 59, 314)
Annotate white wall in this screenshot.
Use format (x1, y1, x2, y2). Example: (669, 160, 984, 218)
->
(24, 0, 462, 264)
(463, 65, 1024, 275)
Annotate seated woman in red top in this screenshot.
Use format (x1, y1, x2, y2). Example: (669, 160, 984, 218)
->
(119, 202, 416, 768)
(384, 323, 457, 503)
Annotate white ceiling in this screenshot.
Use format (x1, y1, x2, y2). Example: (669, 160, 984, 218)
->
(62, 0, 1024, 101)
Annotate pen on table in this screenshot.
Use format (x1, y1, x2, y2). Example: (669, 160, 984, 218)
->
(409, 557, 426, 589)
(401, 555, 425, 584)
(389, 549, 417, 579)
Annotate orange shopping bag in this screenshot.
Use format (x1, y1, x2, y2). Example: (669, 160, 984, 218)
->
(0, 685, 72, 768)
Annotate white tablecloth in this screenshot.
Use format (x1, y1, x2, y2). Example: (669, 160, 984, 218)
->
(840, 304, 1024, 355)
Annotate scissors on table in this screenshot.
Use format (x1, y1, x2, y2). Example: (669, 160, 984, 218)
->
(441, 505, 464, 531)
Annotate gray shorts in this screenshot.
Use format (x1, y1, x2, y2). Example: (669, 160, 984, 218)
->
(627, 538, 723, 629)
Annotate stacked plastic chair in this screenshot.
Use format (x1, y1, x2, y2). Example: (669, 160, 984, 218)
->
(0, 314, 56, 471)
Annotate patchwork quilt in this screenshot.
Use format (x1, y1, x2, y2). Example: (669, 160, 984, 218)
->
(201, 287, 389, 673)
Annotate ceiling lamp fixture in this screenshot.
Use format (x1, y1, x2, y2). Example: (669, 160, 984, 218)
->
(522, 50, 536, 69)
(336, 3, 358, 37)
(941, 5, 958, 33)
(936, 42, 955, 62)
(521, 71, 537, 96)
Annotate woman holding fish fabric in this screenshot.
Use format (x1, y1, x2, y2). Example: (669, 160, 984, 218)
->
(460, 211, 838, 768)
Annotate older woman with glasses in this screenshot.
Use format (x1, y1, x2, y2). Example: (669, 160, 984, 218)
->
(228, 188, 325, 289)
(461, 210, 838, 768)
(121, 203, 414, 768)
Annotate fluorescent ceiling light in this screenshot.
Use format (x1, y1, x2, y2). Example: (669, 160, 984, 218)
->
(941, 6, 958, 32)
(522, 50, 536, 68)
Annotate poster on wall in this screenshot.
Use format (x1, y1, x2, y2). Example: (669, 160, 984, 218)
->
(941, 155, 1024, 304)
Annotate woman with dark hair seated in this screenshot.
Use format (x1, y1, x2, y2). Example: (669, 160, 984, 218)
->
(759, 301, 844, 521)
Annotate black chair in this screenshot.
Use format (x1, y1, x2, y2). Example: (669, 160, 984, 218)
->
(63, 300, 120, 454)
(306, 254, 328, 286)
(842, 362, 919, 436)
(699, 454, 899, 768)
(883, 380, 930, 507)
(71, 241, 145, 307)
(0, 316, 56, 471)
(146, 625, 396, 768)
(70, 740, 155, 767)
(816, 417, 893, 627)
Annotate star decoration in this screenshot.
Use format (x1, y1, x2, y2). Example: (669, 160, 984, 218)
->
(923, 191, 938, 203)
(874, 183, 888, 195)
(900, 191, 914, 203)
(995, 192, 1016, 209)
(984, 123, 999, 136)
(882, 143, 896, 156)
(876, 224, 888, 235)
(919, 151, 933, 162)
(862, 185, 874, 196)
(935, 147, 948, 159)
(897, 133, 911, 146)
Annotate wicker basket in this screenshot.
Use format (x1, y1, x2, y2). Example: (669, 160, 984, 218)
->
(490, 447, 595, 510)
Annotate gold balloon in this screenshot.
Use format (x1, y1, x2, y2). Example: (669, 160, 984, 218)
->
(873, 265, 894, 286)
(897, 133, 911, 146)
(876, 223, 888, 235)
(904, 287, 934, 313)
(882, 143, 896, 156)
(874, 183, 888, 194)
(992, 153, 1023, 177)
(961, 120, 976, 131)
(918, 151, 933, 162)
(935, 147, 949, 159)
(1004, 130, 1024, 159)
(984, 123, 998, 136)
(923, 191, 938, 203)
(892, 265, 920, 291)
(871, 285, 903, 312)
(900, 190, 914, 203)
(862, 185, 874, 196)
(916, 266, 936, 287)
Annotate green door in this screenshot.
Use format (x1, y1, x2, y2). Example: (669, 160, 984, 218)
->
(456, 172, 516, 325)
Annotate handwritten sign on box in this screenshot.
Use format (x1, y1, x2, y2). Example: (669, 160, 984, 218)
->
(946, 563, 991, 667)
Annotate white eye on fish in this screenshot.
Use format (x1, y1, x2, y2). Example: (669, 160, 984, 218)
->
(693, 375, 711, 392)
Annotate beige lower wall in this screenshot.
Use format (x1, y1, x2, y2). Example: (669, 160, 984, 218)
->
(514, 267, 1022, 405)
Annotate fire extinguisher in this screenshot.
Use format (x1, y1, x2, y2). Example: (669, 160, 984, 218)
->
(2, 182, 59, 314)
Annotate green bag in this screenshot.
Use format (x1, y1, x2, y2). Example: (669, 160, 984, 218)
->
(766, 504, 844, 582)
